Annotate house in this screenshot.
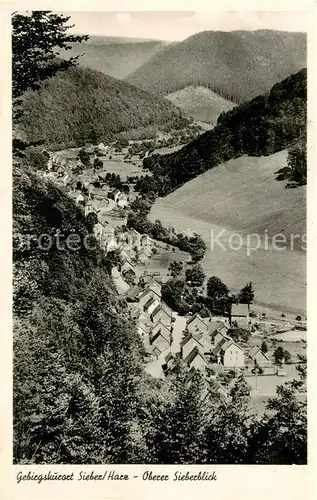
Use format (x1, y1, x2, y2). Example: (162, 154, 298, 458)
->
(230, 304, 250, 329)
(112, 189, 121, 203)
(181, 333, 210, 361)
(84, 199, 100, 217)
(184, 346, 208, 371)
(208, 320, 229, 336)
(248, 346, 272, 369)
(147, 279, 162, 297)
(121, 259, 135, 275)
(93, 220, 106, 240)
(91, 188, 109, 200)
(186, 314, 208, 336)
(210, 328, 230, 347)
(143, 296, 160, 316)
(68, 191, 85, 205)
(139, 287, 161, 308)
(117, 193, 128, 208)
(149, 323, 171, 354)
(213, 339, 245, 368)
(120, 247, 133, 263)
(104, 235, 119, 252)
(140, 234, 154, 249)
(125, 285, 142, 303)
(151, 321, 171, 344)
(138, 321, 150, 340)
(162, 352, 176, 373)
(82, 168, 94, 177)
(151, 301, 173, 326)
(138, 247, 152, 264)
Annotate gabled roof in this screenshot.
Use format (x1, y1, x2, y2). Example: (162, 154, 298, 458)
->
(165, 352, 174, 363)
(159, 301, 173, 317)
(208, 320, 227, 334)
(125, 285, 142, 302)
(139, 287, 161, 302)
(181, 332, 205, 349)
(92, 188, 109, 198)
(185, 346, 206, 366)
(231, 304, 249, 317)
(150, 326, 170, 345)
(138, 322, 150, 334)
(212, 336, 231, 355)
(186, 313, 207, 327)
(152, 320, 170, 335)
(151, 302, 173, 321)
(248, 346, 270, 361)
(144, 296, 157, 310)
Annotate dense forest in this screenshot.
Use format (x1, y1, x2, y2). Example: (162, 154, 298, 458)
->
(16, 66, 190, 149)
(139, 69, 307, 194)
(61, 37, 167, 80)
(126, 30, 306, 102)
(13, 160, 307, 464)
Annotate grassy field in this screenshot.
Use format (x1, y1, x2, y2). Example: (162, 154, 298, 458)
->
(99, 158, 146, 181)
(149, 151, 306, 315)
(166, 85, 236, 124)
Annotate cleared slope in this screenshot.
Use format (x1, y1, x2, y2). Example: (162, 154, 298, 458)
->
(150, 152, 306, 314)
(17, 66, 190, 148)
(154, 151, 305, 241)
(126, 30, 306, 102)
(62, 38, 168, 79)
(166, 86, 236, 123)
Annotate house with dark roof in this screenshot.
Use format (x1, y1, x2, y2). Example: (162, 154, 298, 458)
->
(139, 287, 161, 308)
(149, 322, 171, 354)
(186, 314, 208, 335)
(181, 332, 212, 361)
(248, 346, 272, 368)
(143, 296, 160, 316)
(151, 301, 173, 326)
(230, 304, 250, 329)
(184, 346, 208, 371)
(125, 285, 142, 303)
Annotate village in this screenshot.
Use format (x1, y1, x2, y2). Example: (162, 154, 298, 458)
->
(41, 140, 307, 411)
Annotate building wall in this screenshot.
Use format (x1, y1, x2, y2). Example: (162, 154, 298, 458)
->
(189, 354, 207, 371)
(223, 346, 245, 368)
(182, 339, 203, 360)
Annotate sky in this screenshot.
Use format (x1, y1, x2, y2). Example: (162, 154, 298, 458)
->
(62, 11, 308, 41)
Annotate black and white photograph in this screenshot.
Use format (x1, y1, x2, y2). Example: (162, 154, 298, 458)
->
(11, 8, 307, 468)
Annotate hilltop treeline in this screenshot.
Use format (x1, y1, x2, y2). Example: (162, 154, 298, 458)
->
(16, 66, 190, 149)
(140, 69, 307, 194)
(126, 30, 306, 102)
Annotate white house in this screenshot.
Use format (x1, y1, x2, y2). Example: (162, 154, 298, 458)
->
(186, 314, 209, 336)
(213, 339, 245, 368)
(117, 193, 128, 208)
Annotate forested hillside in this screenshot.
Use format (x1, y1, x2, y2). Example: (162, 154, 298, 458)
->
(126, 30, 306, 102)
(140, 69, 307, 194)
(61, 37, 167, 79)
(13, 159, 147, 463)
(16, 66, 190, 148)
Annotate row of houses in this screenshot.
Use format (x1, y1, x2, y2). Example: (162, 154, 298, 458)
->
(166, 313, 272, 374)
(125, 279, 175, 358)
